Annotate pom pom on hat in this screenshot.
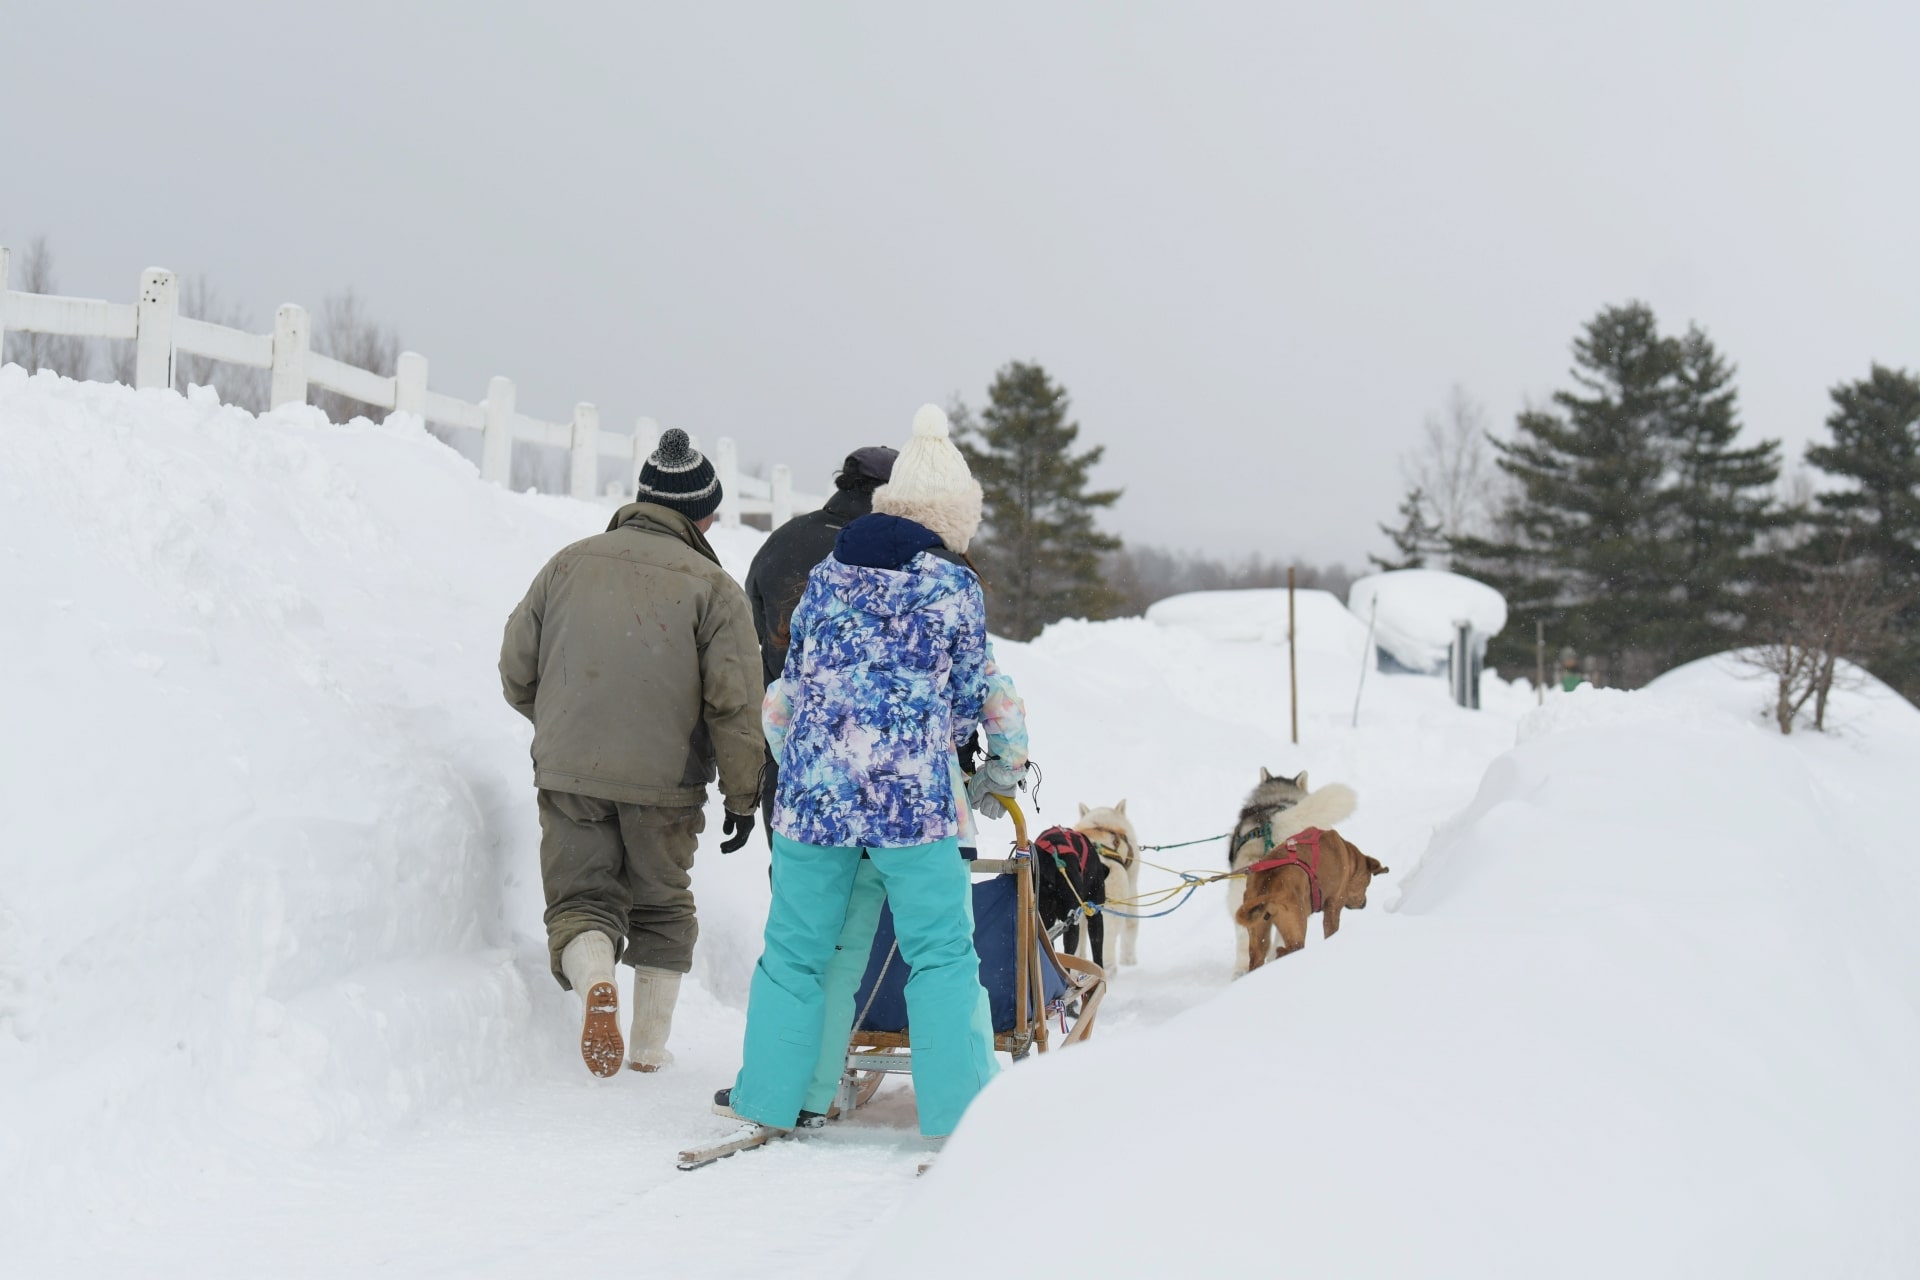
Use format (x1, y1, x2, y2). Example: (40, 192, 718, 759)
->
(911, 404, 951, 440)
(872, 403, 983, 553)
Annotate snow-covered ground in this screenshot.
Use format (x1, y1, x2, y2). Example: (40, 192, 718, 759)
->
(4, 370, 1917, 1277)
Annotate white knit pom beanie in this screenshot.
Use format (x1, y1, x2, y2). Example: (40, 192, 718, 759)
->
(871, 404, 984, 553)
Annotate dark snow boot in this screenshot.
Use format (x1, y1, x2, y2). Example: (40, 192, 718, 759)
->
(711, 1088, 826, 1129)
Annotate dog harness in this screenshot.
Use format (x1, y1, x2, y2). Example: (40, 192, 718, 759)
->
(1242, 827, 1326, 913)
(1035, 826, 1098, 877)
(1034, 827, 1102, 920)
(1081, 826, 1136, 872)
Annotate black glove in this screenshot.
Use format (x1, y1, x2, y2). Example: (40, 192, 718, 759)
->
(956, 730, 985, 776)
(720, 810, 755, 854)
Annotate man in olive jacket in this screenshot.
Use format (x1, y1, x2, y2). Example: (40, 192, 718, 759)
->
(500, 429, 764, 1078)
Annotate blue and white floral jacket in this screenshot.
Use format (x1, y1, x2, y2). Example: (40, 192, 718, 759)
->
(764, 521, 989, 848)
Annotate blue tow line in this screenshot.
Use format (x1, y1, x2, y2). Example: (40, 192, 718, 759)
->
(1086, 870, 1217, 920)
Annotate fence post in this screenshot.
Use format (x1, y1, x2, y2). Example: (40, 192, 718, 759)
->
(631, 417, 660, 493)
(771, 463, 793, 529)
(0, 245, 10, 362)
(482, 376, 515, 486)
(570, 402, 600, 500)
(135, 268, 178, 391)
(270, 303, 310, 408)
(715, 437, 741, 527)
(394, 351, 428, 418)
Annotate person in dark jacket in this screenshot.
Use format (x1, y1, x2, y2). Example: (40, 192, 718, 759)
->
(741, 445, 897, 838)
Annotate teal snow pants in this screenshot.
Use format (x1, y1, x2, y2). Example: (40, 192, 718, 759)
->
(731, 833, 999, 1137)
(798, 855, 994, 1117)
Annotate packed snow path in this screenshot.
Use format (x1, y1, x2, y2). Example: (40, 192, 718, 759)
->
(7, 373, 1917, 1276)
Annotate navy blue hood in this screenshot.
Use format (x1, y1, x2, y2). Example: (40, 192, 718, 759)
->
(833, 513, 944, 570)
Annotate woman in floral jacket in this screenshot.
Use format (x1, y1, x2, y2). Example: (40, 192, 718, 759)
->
(727, 405, 1000, 1139)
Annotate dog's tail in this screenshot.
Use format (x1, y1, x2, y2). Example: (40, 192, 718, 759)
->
(1269, 783, 1357, 843)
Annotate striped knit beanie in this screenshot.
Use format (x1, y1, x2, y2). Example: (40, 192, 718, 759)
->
(636, 429, 722, 522)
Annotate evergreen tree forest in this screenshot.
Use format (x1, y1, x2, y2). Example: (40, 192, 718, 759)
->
(1432, 300, 1920, 701)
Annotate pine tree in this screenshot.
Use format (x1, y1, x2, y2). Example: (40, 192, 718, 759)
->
(1804, 364, 1920, 695)
(1370, 485, 1444, 571)
(1454, 302, 1780, 686)
(955, 362, 1122, 640)
(1658, 325, 1784, 661)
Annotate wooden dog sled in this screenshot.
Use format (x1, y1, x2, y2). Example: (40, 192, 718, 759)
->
(835, 797, 1109, 1116)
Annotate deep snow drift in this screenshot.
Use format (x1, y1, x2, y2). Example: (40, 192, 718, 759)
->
(882, 657, 1920, 1277)
(5, 369, 1918, 1277)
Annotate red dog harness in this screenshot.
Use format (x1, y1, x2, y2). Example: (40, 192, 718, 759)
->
(1244, 827, 1325, 912)
(1034, 826, 1097, 876)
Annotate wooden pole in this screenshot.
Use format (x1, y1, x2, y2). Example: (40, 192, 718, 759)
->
(1351, 595, 1377, 729)
(269, 302, 309, 409)
(135, 268, 178, 392)
(1015, 857, 1033, 1050)
(1288, 565, 1299, 745)
(1536, 618, 1546, 706)
(480, 376, 516, 486)
(569, 402, 600, 500)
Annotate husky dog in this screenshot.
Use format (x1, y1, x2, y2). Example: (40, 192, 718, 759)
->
(1075, 801, 1141, 969)
(1225, 770, 1357, 976)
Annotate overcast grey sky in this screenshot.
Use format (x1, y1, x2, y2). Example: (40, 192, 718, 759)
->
(5, 1, 1917, 566)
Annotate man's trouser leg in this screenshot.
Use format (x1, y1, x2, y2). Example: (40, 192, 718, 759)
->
(801, 857, 889, 1115)
(867, 838, 999, 1138)
(615, 802, 704, 974)
(729, 833, 862, 1129)
(539, 790, 633, 988)
(760, 751, 779, 850)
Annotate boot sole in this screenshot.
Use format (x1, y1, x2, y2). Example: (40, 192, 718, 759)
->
(580, 981, 624, 1078)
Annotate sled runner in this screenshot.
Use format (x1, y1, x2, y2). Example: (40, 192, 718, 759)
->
(835, 798, 1108, 1117)
(676, 1122, 790, 1171)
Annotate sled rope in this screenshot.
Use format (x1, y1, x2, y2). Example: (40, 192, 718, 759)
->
(1079, 862, 1253, 919)
(1138, 832, 1232, 853)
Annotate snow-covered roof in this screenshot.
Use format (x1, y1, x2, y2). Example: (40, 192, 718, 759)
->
(1346, 569, 1507, 672)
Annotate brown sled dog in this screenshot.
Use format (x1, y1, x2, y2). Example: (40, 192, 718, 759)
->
(1233, 826, 1387, 973)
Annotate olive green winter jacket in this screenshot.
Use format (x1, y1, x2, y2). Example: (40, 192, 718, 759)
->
(499, 503, 765, 813)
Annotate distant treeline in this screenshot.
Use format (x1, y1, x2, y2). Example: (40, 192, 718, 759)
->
(1100, 546, 1354, 620)
(1374, 301, 1920, 712)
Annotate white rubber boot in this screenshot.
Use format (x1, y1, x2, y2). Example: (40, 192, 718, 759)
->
(627, 966, 681, 1072)
(559, 931, 623, 1078)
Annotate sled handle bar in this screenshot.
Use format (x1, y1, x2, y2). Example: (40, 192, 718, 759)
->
(992, 794, 1030, 852)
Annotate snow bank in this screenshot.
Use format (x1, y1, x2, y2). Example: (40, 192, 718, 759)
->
(0, 369, 775, 1247)
(1348, 568, 1508, 672)
(875, 663, 1920, 1277)
(1647, 649, 1919, 741)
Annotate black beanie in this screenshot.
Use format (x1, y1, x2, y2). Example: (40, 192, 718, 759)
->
(636, 429, 722, 522)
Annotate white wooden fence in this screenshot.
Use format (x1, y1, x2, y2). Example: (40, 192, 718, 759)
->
(0, 246, 822, 528)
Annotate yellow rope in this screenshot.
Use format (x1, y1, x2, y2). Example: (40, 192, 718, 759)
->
(1071, 837, 1248, 910)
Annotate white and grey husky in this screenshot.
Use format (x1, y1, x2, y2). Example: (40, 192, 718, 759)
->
(1225, 769, 1357, 976)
